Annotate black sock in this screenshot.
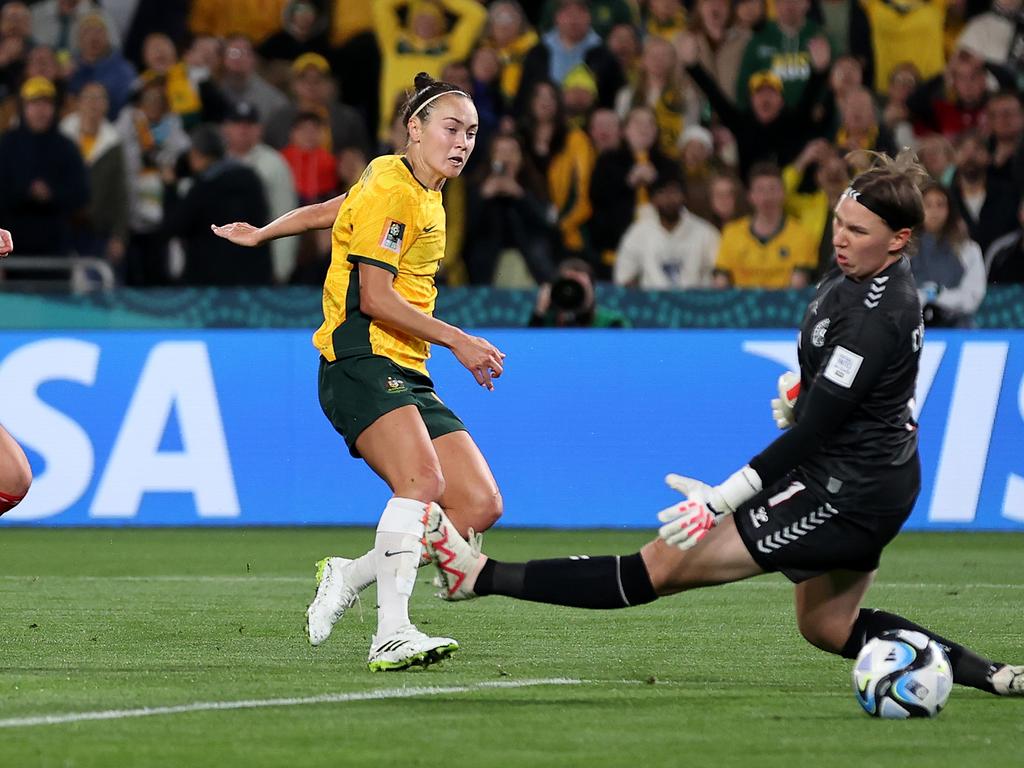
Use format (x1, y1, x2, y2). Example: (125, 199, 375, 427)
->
(840, 608, 1000, 693)
(474, 553, 657, 609)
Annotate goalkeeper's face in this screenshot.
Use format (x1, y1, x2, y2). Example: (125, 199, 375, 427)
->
(831, 197, 910, 280)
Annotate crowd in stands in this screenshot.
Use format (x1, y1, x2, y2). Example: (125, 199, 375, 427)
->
(0, 0, 1019, 327)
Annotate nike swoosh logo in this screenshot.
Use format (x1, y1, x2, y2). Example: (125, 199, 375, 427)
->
(423, 225, 436, 233)
(384, 549, 415, 557)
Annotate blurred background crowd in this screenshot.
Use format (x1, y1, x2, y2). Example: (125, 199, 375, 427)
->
(0, 0, 1020, 328)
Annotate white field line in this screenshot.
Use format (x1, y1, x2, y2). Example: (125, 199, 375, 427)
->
(0, 678, 582, 730)
(0, 575, 1020, 589)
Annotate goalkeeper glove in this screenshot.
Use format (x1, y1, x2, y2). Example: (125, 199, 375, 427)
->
(771, 371, 801, 429)
(658, 467, 763, 550)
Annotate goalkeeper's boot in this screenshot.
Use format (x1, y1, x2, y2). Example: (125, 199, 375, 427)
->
(367, 624, 458, 672)
(991, 664, 1024, 695)
(306, 557, 359, 646)
(423, 502, 485, 601)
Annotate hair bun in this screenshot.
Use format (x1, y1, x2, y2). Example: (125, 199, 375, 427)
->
(413, 72, 436, 92)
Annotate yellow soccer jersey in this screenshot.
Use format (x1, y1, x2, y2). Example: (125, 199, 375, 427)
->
(715, 216, 817, 288)
(313, 155, 445, 374)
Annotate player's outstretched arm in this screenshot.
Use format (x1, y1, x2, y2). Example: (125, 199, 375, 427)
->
(211, 193, 347, 246)
(0, 227, 13, 256)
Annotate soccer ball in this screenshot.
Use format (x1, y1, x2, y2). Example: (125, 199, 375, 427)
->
(852, 629, 953, 719)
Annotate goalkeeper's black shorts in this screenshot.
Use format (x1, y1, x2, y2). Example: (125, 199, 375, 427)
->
(733, 464, 919, 584)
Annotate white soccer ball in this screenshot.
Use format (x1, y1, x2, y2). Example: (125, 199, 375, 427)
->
(852, 629, 953, 718)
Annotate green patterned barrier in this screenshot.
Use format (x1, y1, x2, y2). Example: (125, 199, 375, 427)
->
(1, 285, 1022, 329)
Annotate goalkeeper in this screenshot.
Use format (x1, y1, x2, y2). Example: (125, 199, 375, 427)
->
(0, 227, 32, 514)
(424, 151, 1023, 698)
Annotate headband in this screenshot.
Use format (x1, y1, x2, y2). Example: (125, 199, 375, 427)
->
(410, 89, 471, 119)
(840, 186, 917, 231)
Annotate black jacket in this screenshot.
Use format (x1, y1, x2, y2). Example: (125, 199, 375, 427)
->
(163, 159, 273, 285)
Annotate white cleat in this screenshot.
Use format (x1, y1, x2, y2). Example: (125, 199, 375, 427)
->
(423, 502, 486, 601)
(991, 664, 1024, 695)
(367, 624, 458, 672)
(306, 557, 359, 647)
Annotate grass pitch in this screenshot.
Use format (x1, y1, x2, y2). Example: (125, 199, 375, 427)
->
(0, 528, 1021, 767)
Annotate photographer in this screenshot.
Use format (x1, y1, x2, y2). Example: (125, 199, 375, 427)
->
(528, 257, 629, 328)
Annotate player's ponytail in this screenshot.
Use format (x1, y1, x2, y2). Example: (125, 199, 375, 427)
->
(401, 72, 471, 127)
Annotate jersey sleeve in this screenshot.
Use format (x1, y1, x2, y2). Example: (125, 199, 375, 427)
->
(346, 175, 419, 275)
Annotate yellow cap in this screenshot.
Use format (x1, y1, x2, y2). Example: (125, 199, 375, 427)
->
(748, 70, 783, 94)
(20, 76, 56, 101)
(562, 63, 597, 95)
(291, 52, 330, 75)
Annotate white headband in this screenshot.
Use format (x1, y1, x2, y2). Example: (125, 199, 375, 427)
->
(410, 90, 471, 119)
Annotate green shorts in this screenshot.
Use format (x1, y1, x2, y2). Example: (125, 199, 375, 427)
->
(318, 354, 466, 458)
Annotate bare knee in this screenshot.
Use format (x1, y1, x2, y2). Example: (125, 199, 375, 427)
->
(394, 463, 446, 503)
(447, 489, 503, 534)
(797, 613, 854, 654)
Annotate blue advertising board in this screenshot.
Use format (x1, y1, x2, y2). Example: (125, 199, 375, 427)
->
(1, 329, 1022, 530)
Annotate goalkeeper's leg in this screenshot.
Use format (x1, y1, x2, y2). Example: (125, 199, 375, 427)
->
(796, 570, 1020, 695)
(427, 511, 763, 608)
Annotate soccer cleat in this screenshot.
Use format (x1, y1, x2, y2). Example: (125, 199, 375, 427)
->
(991, 664, 1024, 695)
(306, 557, 359, 647)
(423, 502, 485, 601)
(367, 624, 458, 671)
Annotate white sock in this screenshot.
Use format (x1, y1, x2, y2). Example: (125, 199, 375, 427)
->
(346, 549, 377, 592)
(374, 496, 428, 639)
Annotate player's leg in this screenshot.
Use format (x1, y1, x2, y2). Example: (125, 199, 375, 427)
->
(0, 424, 32, 514)
(432, 429, 502, 535)
(351, 404, 458, 670)
(428, 508, 763, 607)
(795, 570, 1020, 694)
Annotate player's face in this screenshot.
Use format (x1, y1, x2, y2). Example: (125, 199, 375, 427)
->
(832, 196, 909, 280)
(416, 96, 478, 180)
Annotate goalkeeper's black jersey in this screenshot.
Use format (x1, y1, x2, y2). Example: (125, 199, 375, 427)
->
(790, 256, 923, 509)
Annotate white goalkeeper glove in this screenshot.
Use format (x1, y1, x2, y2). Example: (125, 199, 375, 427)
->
(771, 371, 801, 429)
(657, 466, 763, 551)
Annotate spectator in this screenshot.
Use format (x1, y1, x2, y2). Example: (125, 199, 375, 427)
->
(529, 257, 629, 327)
(59, 81, 128, 268)
(679, 32, 831, 181)
(0, 77, 88, 262)
(118, 0, 189, 72)
(643, 0, 687, 41)
(258, 1, 331, 80)
(827, 54, 864, 111)
(881, 62, 921, 152)
(950, 130, 1021, 254)
(590, 105, 680, 278)
(68, 12, 136, 119)
(218, 35, 290, 125)
(834, 86, 896, 170)
(0, 2, 32, 99)
(906, 49, 1008, 140)
(221, 99, 299, 284)
(467, 46, 505, 145)
(482, 1, 538, 111)
(706, 170, 748, 230)
(735, 0, 821, 111)
(678, 125, 719, 221)
(850, 0, 945, 94)
(140, 32, 227, 129)
(733, 0, 766, 34)
(464, 132, 554, 285)
(516, 0, 624, 114)
(325, 0, 379, 139)
(31, 0, 120, 57)
(685, 0, 752, 104)
(615, 35, 695, 159)
(818, 0, 854, 58)
(917, 133, 956, 184)
(372, 0, 487, 141)
(912, 182, 986, 327)
(782, 139, 850, 270)
(281, 111, 337, 205)
(956, 0, 1024, 76)
(586, 107, 621, 154)
(985, 198, 1024, 284)
(189, 0, 287, 44)
(162, 123, 272, 285)
(264, 52, 369, 155)
(714, 162, 817, 288)
(537, 0, 639, 38)
(115, 74, 190, 285)
(517, 80, 595, 265)
(614, 175, 721, 289)
(985, 90, 1024, 188)
(604, 22, 641, 87)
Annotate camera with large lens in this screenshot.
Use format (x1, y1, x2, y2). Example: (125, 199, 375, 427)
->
(549, 276, 586, 313)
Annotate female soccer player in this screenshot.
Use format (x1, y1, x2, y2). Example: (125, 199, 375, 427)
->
(213, 73, 505, 671)
(425, 151, 1023, 696)
(0, 227, 33, 514)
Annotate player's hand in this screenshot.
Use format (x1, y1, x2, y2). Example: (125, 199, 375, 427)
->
(211, 221, 264, 247)
(665, 473, 731, 515)
(451, 332, 506, 391)
(657, 499, 717, 551)
(0, 227, 12, 257)
(771, 371, 800, 429)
